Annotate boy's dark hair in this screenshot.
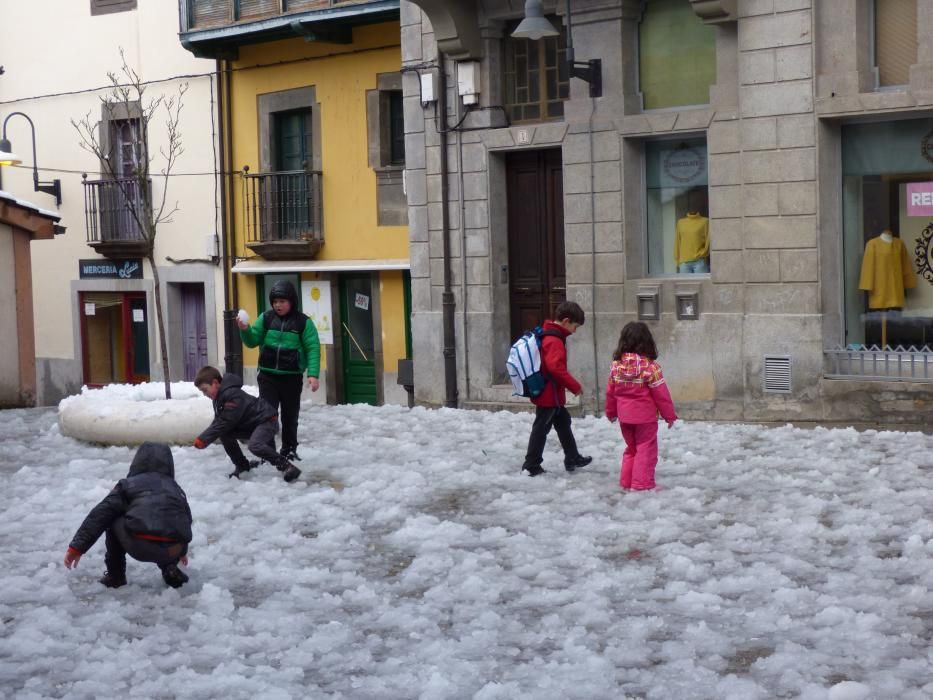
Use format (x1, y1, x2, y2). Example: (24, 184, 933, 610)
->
(194, 366, 222, 388)
(613, 322, 658, 361)
(553, 301, 585, 326)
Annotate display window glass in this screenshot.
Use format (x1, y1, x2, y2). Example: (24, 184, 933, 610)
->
(842, 118, 933, 349)
(645, 137, 710, 276)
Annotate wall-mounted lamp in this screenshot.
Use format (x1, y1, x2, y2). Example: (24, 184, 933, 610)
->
(511, 0, 602, 98)
(0, 111, 62, 205)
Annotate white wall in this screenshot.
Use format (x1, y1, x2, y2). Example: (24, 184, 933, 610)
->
(0, 0, 225, 400)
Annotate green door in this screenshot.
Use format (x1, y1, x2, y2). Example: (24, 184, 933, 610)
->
(339, 274, 377, 405)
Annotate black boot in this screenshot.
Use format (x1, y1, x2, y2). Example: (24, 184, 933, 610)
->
(161, 563, 189, 589)
(99, 570, 127, 588)
(101, 552, 127, 587)
(564, 455, 593, 472)
(228, 459, 261, 479)
(521, 463, 546, 477)
(280, 459, 302, 483)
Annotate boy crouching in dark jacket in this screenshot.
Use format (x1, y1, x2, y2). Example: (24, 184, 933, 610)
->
(64, 442, 192, 589)
(193, 366, 301, 483)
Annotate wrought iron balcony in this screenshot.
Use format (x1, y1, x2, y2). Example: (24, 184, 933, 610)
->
(82, 175, 151, 258)
(243, 168, 323, 260)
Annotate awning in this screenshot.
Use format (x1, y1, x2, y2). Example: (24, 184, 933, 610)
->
(232, 258, 410, 274)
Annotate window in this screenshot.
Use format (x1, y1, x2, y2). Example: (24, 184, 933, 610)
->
(503, 19, 568, 123)
(645, 138, 710, 276)
(90, 0, 136, 15)
(388, 91, 405, 166)
(366, 74, 407, 226)
(638, 0, 716, 110)
(873, 0, 917, 88)
(841, 118, 933, 349)
(110, 119, 144, 178)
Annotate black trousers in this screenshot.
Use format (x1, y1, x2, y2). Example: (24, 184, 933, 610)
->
(258, 372, 303, 452)
(220, 417, 282, 470)
(104, 517, 188, 574)
(523, 406, 580, 468)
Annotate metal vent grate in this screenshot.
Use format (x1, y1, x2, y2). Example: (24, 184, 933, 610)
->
(763, 355, 792, 393)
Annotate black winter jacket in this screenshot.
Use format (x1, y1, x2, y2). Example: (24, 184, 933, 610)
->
(196, 372, 277, 445)
(69, 442, 193, 554)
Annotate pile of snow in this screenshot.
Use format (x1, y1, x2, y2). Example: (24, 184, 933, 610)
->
(57, 381, 256, 445)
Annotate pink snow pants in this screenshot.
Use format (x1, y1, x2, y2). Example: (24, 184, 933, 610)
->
(619, 422, 658, 490)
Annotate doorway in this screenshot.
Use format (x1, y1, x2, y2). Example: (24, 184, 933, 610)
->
(506, 149, 566, 339)
(179, 283, 208, 381)
(80, 291, 150, 386)
(339, 273, 377, 405)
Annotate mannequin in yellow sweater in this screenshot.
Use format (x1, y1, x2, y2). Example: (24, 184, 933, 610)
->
(674, 212, 710, 273)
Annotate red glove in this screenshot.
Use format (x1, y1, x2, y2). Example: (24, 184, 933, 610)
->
(194, 438, 207, 449)
(64, 546, 83, 569)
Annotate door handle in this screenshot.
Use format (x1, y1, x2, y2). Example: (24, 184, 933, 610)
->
(515, 287, 533, 293)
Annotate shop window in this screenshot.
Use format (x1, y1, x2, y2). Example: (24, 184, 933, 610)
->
(80, 292, 150, 386)
(841, 118, 933, 349)
(873, 0, 917, 88)
(645, 137, 710, 276)
(503, 18, 569, 123)
(638, 0, 716, 110)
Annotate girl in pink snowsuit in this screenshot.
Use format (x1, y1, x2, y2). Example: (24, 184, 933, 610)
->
(604, 322, 677, 490)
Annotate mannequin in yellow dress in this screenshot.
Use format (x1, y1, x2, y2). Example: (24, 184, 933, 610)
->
(858, 229, 917, 346)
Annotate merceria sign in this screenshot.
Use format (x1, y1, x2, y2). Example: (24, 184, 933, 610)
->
(78, 259, 143, 279)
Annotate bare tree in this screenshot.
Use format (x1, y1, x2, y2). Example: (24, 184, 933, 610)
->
(73, 49, 188, 399)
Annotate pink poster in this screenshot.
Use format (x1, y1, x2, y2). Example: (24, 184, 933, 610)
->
(907, 182, 933, 217)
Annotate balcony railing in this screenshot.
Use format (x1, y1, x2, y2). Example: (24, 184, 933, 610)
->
(243, 169, 323, 259)
(83, 176, 151, 257)
(824, 345, 933, 382)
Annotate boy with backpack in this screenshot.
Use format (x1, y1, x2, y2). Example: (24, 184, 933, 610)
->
(519, 301, 593, 476)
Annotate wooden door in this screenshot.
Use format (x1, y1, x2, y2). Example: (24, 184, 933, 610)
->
(180, 283, 208, 381)
(506, 149, 566, 340)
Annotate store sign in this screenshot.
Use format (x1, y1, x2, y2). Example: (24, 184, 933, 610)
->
(907, 182, 933, 217)
(79, 259, 143, 279)
(663, 144, 706, 185)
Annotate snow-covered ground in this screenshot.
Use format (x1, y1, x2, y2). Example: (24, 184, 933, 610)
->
(2, 399, 933, 699)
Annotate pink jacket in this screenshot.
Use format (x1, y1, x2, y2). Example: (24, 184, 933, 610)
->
(604, 353, 677, 425)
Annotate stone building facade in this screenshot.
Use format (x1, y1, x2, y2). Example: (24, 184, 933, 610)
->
(401, 0, 933, 426)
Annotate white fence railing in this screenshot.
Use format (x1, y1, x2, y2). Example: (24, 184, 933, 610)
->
(824, 345, 933, 382)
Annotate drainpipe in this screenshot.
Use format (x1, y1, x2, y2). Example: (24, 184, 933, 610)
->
(219, 58, 242, 377)
(438, 51, 459, 408)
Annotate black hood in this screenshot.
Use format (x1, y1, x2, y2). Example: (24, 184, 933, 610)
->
(268, 280, 299, 309)
(219, 372, 243, 394)
(127, 442, 175, 479)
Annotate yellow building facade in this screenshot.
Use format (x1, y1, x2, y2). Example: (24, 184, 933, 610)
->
(182, 3, 411, 406)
